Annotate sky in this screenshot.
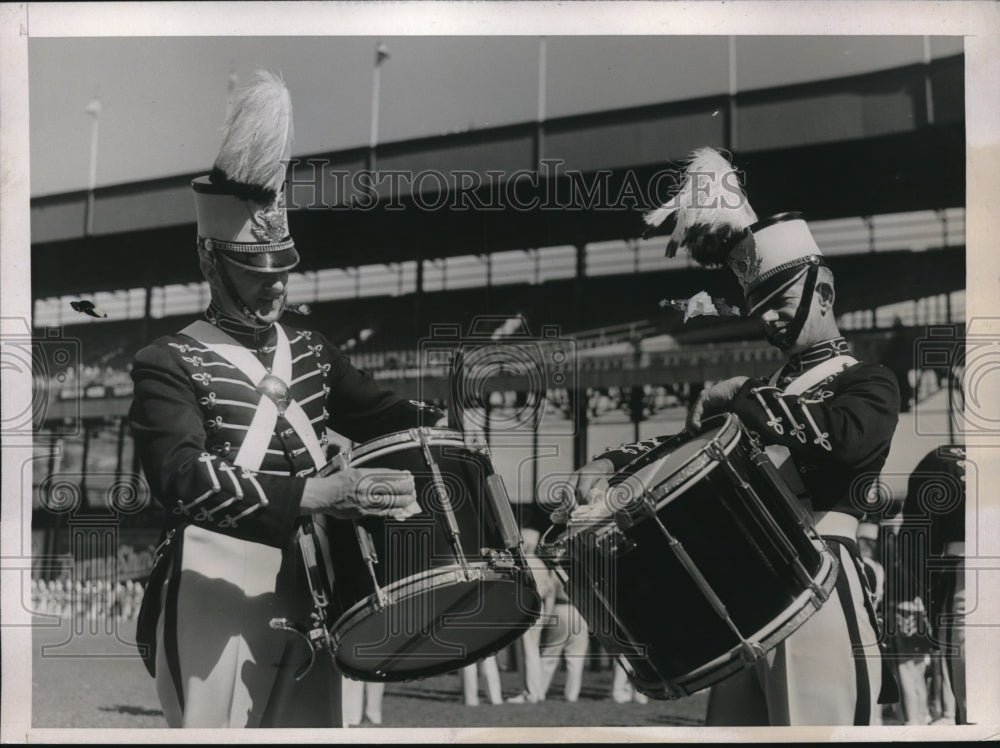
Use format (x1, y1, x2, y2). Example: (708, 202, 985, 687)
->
(28, 34, 964, 196)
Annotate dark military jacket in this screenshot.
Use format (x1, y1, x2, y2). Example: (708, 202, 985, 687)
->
(597, 338, 900, 518)
(129, 307, 442, 549)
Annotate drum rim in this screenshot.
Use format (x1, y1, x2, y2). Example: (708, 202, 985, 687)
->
(537, 415, 744, 557)
(330, 562, 540, 679)
(618, 413, 742, 517)
(330, 562, 528, 642)
(612, 538, 840, 699)
(537, 513, 617, 563)
(349, 427, 467, 461)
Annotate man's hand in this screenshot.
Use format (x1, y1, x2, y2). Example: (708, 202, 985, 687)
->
(300, 467, 420, 520)
(548, 457, 615, 524)
(686, 376, 749, 433)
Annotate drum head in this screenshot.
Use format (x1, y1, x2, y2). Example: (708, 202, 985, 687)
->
(608, 415, 739, 511)
(332, 565, 541, 681)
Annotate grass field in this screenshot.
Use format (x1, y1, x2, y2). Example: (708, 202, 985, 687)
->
(26, 393, 958, 732)
(30, 617, 709, 730)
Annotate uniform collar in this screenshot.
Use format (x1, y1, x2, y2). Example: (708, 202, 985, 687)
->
(783, 337, 851, 376)
(205, 302, 278, 352)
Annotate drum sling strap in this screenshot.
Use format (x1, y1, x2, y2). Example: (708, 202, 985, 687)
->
(762, 355, 858, 500)
(179, 320, 327, 469)
(178, 321, 335, 680)
(762, 355, 897, 709)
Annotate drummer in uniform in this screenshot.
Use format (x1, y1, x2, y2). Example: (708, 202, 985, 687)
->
(557, 149, 899, 725)
(129, 70, 442, 728)
(897, 445, 967, 724)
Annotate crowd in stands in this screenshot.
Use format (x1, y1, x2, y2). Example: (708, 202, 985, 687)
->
(30, 576, 145, 622)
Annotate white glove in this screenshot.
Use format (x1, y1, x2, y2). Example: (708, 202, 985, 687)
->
(548, 458, 614, 523)
(300, 467, 419, 520)
(686, 376, 749, 432)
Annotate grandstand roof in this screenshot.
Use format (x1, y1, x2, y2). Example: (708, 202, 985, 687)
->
(31, 56, 964, 300)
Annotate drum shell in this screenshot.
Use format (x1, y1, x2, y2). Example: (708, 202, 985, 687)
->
(322, 430, 541, 681)
(324, 440, 506, 609)
(542, 416, 837, 698)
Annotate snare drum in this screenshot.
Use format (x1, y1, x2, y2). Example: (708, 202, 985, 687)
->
(316, 428, 541, 681)
(538, 413, 838, 699)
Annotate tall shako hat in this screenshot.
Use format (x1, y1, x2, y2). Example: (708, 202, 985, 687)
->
(644, 148, 827, 317)
(192, 69, 299, 273)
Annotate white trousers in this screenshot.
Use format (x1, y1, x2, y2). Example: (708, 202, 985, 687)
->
(706, 539, 882, 726)
(155, 526, 342, 728)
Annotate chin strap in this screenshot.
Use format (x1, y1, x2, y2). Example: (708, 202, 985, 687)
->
(209, 250, 283, 327)
(213, 254, 259, 324)
(781, 261, 821, 349)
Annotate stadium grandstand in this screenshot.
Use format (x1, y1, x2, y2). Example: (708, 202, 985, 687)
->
(30, 49, 965, 586)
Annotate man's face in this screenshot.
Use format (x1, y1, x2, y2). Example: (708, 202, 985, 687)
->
(756, 278, 807, 352)
(215, 259, 289, 325)
(755, 274, 829, 354)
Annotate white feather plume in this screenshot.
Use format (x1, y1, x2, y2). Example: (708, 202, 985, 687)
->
(211, 69, 294, 203)
(645, 147, 757, 265)
(643, 202, 678, 230)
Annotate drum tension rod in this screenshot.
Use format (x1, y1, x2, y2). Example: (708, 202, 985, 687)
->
(356, 523, 388, 608)
(643, 483, 767, 667)
(415, 429, 471, 577)
(709, 441, 830, 607)
(270, 520, 336, 680)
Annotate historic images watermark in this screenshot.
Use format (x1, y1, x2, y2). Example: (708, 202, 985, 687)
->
(1, 323, 81, 437)
(418, 316, 579, 439)
(914, 319, 1000, 440)
(286, 158, 750, 214)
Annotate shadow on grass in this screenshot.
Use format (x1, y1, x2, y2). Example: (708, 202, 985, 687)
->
(98, 705, 163, 717)
(388, 686, 465, 702)
(646, 712, 707, 726)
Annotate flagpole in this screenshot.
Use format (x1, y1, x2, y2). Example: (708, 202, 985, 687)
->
(535, 36, 546, 167)
(727, 36, 738, 152)
(922, 35, 935, 126)
(369, 41, 390, 175)
(84, 97, 102, 237)
(225, 67, 239, 122)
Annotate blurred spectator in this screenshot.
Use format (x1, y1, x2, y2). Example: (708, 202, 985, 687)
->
(506, 525, 558, 704)
(883, 520, 933, 725)
(539, 586, 589, 702)
(890, 601, 932, 725)
(610, 660, 648, 704)
(928, 650, 957, 725)
(342, 677, 386, 726)
(31, 574, 146, 621)
(883, 318, 913, 412)
(901, 445, 967, 725)
(461, 656, 503, 706)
